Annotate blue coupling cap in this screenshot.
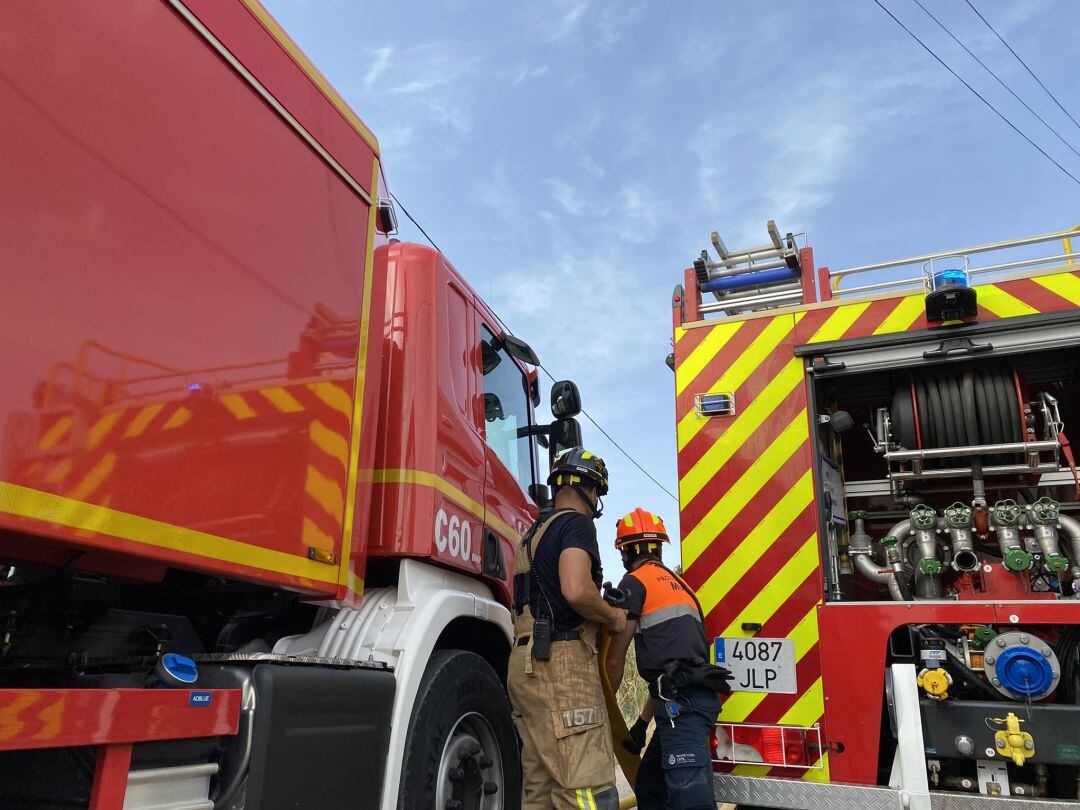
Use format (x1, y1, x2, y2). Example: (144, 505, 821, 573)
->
(155, 653, 199, 687)
(996, 646, 1054, 698)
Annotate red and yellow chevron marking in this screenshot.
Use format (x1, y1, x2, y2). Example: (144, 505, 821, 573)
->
(676, 266, 1080, 782)
(12, 378, 357, 593)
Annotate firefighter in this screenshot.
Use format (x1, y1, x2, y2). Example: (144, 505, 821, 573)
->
(507, 448, 627, 810)
(604, 508, 731, 810)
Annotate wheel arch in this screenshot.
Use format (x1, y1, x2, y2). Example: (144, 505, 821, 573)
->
(435, 616, 512, 683)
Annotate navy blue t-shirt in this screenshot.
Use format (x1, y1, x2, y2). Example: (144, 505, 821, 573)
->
(529, 511, 603, 631)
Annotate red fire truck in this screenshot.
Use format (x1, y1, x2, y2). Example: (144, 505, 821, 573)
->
(673, 221, 1080, 807)
(0, 3, 581, 808)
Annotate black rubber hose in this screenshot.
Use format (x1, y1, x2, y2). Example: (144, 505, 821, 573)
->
(974, 367, 992, 448)
(925, 375, 947, 468)
(947, 374, 972, 447)
(992, 366, 1020, 464)
(937, 375, 962, 456)
(967, 369, 984, 444)
(981, 369, 1005, 465)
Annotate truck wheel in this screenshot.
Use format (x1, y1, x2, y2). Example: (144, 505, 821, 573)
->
(399, 650, 521, 810)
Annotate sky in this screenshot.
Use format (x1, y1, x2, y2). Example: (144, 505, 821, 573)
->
(264, 0, 1080, 580)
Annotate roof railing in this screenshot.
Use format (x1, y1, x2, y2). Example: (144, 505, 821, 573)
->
(830, 225, 1080, 298)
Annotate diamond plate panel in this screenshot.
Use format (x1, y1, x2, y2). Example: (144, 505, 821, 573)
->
(712, 776, 1080, 810)
(713, 775, 903, 810)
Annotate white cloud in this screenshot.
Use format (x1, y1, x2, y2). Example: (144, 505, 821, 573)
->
(596, 3, 643, 50)
(544, 178, 586, 217)
(511, 63, 550, 87)
(363, 46, 393, 89)
(537, 0, 591, 42)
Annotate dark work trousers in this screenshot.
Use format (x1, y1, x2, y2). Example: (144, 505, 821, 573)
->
(635, 685, 721, 810)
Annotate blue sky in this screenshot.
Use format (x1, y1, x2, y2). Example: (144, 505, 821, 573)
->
(264, 0, 1079, 579)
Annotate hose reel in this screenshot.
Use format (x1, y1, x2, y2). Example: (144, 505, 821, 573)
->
(877, 363, 1062, 482)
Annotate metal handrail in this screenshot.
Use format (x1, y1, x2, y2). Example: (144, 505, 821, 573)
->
(836, 251, 1080, 298)
(831, 226, 1080, 280)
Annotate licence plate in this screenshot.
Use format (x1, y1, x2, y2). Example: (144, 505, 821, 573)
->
(714, 637, 797, 694)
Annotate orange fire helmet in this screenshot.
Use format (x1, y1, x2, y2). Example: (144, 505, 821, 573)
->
(615, 508, 670, 548)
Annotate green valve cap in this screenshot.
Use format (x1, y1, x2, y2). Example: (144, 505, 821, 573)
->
(972, 626, 996, 650)
(1045, 555, 1069, 574)
(881, 535, 898, 548)
(910, 504, 937, 530)
(1003, 547, 1034, 572)
(849, 510, 869, 520)
(920, 558, 943, 575)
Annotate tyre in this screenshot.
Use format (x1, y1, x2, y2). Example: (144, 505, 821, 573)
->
(399, 650, 521, 810)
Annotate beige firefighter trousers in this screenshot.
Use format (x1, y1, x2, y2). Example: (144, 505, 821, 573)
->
(507, 610, 619, 810)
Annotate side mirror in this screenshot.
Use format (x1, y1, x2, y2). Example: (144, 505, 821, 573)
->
(548, 417, 582, 466)
(481, 341, 502, 375)
(502, 334, 540, 367)
(550, 380, 581, 419)
(484, 392, 505, 422)
(377, 198, 398, 235)
(528, 370, 541, 408)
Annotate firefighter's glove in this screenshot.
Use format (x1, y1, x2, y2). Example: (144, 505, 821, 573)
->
(623, 716, 649, 755)
(706, 664, 733, 696)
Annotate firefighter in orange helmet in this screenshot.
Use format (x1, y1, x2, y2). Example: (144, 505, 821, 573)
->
(604, 508, 730, 810)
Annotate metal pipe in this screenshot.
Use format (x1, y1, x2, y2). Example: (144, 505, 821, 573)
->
(699, 289, 803, 314)
(970, 252, 1080, 277)
(889, 462, 1059, 481)
(990, 500, 1032, 573)
(1027, 498, 1070, 576)
(830, 227, 1080, 279)
(702, 251, 786, 273)
(1058, 513, 1080, 592)
(850, 513, 905, 600)
(885, 440, 1058, 461)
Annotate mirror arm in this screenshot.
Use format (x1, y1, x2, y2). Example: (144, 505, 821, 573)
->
(517, 424, 551, 438)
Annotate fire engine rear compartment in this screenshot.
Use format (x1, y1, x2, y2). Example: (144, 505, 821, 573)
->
(801, 310, 1080, 801)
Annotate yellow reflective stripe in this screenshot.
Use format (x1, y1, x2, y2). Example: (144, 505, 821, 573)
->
(0, 481, 337, 583)
(38, 416, 72, 450)
(370, 469, 518, 541)
(677, 316, 794, 450)
(238, 0, 380, 154)
(220, 394, 257, 420)
(261, 386, 305, 413)
(124, 403, 164, 438)
(307, 381, 353, 418)
(675, 321, 744, 396)
(308, 421, 349, 468)
(719, 534, 819, 638)
(805, 301, 871, 343)
(305, 465, 344, 522)
(680, 359, 803, 504)
(87, 411, 122, 449)
(979, 285, 1039, 318)
(69, 453, 117, 501)
(674, 327, 687, 343)
(587, 788, 598, 810)
(873, 295, 924, 335)
(804, 751, 830, 781)
(682, 409, 808, 568)
(778, 677, 824, 728)
(716, 604, 820, 722)
(576, 789, 588, 810)
(697, 470, 814, 615)
(336, 159, 381, 595)
(163, 407, 192, 430)
(1032, 271, 1080, 306)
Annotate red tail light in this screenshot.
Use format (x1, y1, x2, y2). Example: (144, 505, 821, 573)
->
(709, 726, 719, 760)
